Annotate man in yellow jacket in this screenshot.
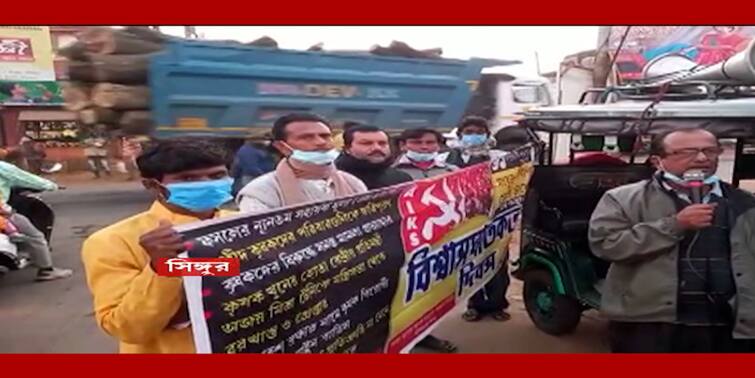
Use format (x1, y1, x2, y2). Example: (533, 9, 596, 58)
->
(82, 139, 235, 353)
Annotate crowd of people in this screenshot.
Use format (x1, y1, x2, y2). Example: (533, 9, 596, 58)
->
(4, 110, 752, 354)
(79, 113, 528, 354)
(78, 113, 755, 354)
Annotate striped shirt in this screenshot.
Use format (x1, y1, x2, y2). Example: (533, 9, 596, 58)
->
(0, 161, 57, 205)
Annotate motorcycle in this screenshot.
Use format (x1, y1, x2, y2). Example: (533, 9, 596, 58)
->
(0, 188, 56, 275)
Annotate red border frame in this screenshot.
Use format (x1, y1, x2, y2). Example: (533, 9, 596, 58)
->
(3, 354, 755, 375)
(1, 0, 755, 24)
(5, 1, 755, 371)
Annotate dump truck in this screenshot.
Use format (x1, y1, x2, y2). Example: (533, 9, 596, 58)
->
(147, 38, 520, 141)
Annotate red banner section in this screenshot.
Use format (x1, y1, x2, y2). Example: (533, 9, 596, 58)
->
(398, 163, 491, 252)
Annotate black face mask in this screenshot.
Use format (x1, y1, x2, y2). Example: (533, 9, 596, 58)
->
(337, 152, 393, 172)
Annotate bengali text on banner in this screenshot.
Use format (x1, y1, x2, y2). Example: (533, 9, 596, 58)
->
(177, 147, 534, 353)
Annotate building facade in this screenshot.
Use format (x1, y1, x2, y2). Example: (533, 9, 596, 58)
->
(1, 26, 90, 171)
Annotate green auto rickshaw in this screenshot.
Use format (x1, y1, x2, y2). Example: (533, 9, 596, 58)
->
(511, 81, 755, 335)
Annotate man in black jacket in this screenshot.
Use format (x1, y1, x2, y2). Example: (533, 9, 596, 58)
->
(335, 125, 413, 189)
(446, 116, 503, 167)
(336, 125, 458, 353)
(446, 117, 512, 322)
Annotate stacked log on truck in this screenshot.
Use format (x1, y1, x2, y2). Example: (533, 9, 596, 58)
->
(61, 26, 445, 136)
(60, 26, 165, 135)
(60, 27, 287, 136)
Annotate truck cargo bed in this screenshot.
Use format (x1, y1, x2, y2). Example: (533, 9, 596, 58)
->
(150, 39, 516, 138)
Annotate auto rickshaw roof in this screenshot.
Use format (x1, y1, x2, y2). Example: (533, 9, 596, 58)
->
(520, 97, 755, 137)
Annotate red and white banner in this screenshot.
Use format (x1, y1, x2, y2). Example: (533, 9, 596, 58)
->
(0, 37, 34, 62)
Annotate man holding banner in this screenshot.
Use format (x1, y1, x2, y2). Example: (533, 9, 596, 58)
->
(393, 127, 462, 353)
(82, 139, 235, 353)
(446, 117, 512, 323)
(335, 124, 458, 353)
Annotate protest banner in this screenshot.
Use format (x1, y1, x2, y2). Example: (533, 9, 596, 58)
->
(178, 148, 534, 353)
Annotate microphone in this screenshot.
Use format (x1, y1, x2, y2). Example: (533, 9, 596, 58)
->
(682, 169, 706, 204)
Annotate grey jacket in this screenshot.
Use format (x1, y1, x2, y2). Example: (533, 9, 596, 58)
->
(393, 154, 458, 180)
(589, 177, 755, 338)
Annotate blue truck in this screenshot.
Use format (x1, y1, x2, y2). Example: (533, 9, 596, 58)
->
(147, 39, 519, 140)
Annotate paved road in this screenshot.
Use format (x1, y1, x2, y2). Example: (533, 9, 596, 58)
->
(0, 182, 610, 353)
(0, 182, 149, 353)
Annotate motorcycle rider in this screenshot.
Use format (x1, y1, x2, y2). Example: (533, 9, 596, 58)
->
(0, 158, 71, 281)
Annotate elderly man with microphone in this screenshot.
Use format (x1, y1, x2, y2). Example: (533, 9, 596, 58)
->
(589, 128, 755, 353)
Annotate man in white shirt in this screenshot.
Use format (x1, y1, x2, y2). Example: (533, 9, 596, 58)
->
(237, 113, 367, 213)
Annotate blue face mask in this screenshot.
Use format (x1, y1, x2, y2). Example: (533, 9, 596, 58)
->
(461, 134, 488, 147)
(406, 150, 438, 162)
(290, 149, 340, 165)
(165, 178, 233, 212)
(703, 175, 720, 185)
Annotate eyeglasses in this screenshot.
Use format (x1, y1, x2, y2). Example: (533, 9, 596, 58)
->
(666, 147, 723, 159)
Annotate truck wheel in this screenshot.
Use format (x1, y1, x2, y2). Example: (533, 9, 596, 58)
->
(523, 269, 582, 335)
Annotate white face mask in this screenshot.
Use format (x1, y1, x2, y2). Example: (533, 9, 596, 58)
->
(280, 142, 339, 166)
(406, 150, 438, 162)
(289, 149, 339, 165)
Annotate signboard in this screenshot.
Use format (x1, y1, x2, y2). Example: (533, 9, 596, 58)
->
(22, 119, 79, 142)
(179, 149, 534, 353)
(606, 26, 755, 81)
(0, 81, 63, 105)
(0, 26, 55, 82)
(0, 37, 34, 62)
